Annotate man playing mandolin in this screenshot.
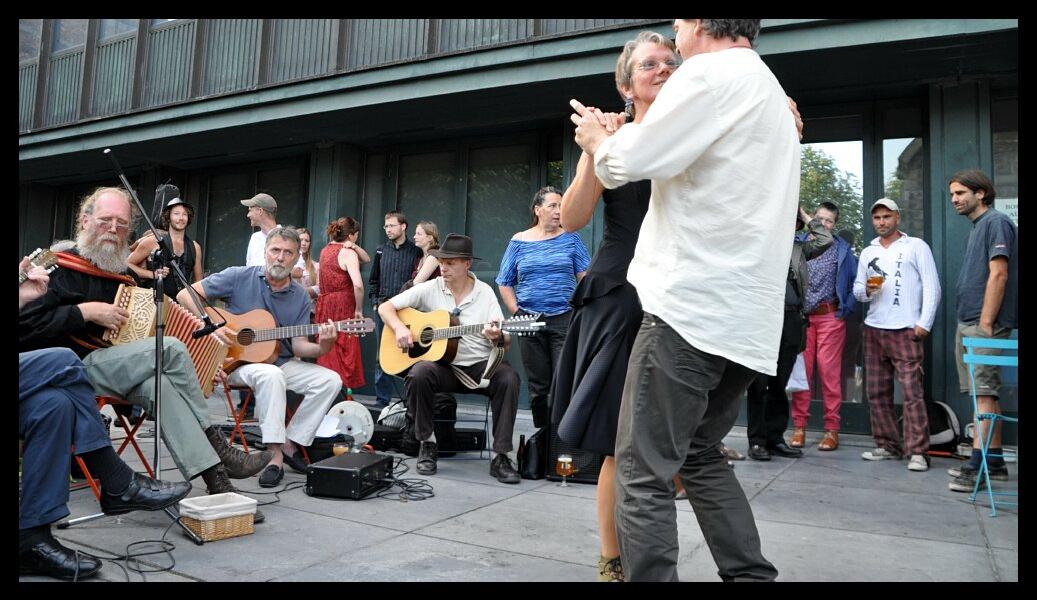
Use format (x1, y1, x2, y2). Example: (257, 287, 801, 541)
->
(179, 226, 343, 488)
(378, 233, 522, 483)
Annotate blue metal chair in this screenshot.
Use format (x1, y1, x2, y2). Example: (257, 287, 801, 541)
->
(961, 337, 1018, 517)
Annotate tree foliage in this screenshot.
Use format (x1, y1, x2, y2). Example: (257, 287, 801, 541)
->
(799, 145, 865, 254)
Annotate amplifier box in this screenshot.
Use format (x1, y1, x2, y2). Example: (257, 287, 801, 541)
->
(450, 427, 487, 452)
(304, 452, 393, 500)
(546, 428, 603, 485)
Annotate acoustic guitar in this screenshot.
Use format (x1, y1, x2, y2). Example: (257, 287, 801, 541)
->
(378, 307, 544, 375)
(19, 248, 58, 284)
(205, 306, 375, 373)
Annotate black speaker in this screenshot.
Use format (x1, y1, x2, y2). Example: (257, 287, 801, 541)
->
(546, 428, 603, 484)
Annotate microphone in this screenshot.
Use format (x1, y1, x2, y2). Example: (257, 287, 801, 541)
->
(192, 316, 222, 339)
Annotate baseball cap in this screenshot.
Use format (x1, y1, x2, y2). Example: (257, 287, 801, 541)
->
(870, 198, 900, 213)
(241, 193, 277, 211)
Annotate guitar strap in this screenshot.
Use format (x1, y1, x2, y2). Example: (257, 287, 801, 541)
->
(447, 304, 505, 390)
(451, 345, 505, 390)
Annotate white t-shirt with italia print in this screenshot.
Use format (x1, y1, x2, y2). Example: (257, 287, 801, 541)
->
(853, 232, 941, 331)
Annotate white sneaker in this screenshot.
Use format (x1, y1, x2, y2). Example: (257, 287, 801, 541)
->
(861, 448, 899, 461)
(907, 455, 929, 471)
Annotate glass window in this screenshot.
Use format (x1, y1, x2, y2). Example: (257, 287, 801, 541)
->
(799, 142, 864, 254)
(882, 138, 925, 240)
(397, 152, 459, 241)
(19, 19, 42, 62)
(992, 97, 1018, 226)
(257, 167, 306, 232)
(99, 19, 137, 41)
(202, 163, 307, 274)
(150, 19, 180, 28)
(467, 145, 534, 271)
(52, 19, 88, 54)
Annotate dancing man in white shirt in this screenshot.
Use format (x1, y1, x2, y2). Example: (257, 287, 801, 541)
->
(571, 19, 798, 581)
(855, 198, 941, 472)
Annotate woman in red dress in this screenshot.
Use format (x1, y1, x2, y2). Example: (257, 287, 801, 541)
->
(316, 217, 365, 389)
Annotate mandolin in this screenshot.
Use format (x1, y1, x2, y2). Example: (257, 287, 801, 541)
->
(19, 248, 58, 284)
(378, 307, 544, 375)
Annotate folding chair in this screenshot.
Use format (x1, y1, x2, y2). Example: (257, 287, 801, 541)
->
(961, 336, 1018, 517)
(62, 396, 156, 526)
(221, 380, 310, 464)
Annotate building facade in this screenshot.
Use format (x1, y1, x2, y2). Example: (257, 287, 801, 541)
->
(19, 18, 1018, 436)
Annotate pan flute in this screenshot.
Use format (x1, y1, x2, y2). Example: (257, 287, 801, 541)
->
(103, 284, 228, 396)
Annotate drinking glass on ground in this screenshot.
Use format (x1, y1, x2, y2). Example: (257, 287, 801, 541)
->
(556, 454, 574, 487)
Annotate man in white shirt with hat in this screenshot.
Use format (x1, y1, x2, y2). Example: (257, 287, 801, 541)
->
(243, 193, 280, 267)
(854, 198, 941, 472)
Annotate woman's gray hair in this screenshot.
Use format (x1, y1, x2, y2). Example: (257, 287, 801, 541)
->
(615, 30, 678, 95)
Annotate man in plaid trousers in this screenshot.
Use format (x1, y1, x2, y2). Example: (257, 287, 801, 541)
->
(853, 198, 941, 472)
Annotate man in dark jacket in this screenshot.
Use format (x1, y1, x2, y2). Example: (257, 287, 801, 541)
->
(746, 206, 833, 461)
(368, 210, 422, 407)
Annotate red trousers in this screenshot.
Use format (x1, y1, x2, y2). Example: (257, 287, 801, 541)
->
(791, 312, 846, 431)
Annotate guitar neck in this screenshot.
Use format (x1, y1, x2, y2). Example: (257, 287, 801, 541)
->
(19, 271, 29, 285)
(430, 322, 496, 340)
(249, 320, 353, 342)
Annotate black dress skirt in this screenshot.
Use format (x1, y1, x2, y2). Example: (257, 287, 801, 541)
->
(550, 179, 650, 456)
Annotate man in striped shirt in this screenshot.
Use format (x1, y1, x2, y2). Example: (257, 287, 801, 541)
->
(853, 198, 941, 472)
(369, 211, 423, 407)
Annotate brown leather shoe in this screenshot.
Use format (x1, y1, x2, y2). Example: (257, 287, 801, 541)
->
(789, 428, 806, 448)
(818, 431, 839, 451)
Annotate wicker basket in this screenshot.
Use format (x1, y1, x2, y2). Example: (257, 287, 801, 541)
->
(178, 492, 257, 542)
(181, 513, 254, 542)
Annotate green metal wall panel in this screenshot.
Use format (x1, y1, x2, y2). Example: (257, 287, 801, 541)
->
(438, 19, 531, 53)
(347, 19, 427, 69)
(203, 19, 260, 95)
(540, 19, 645, 35)
(44, 51, 84, 126)
(19, 63, 37, 131)
(92, 36, 136, 117)
(270, 19, 335, 83)
(143, 20, 196, 107)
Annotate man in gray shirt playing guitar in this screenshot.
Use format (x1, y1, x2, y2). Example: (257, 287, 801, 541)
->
(180, 226, 343, 488)
(378, 234, 523, 483)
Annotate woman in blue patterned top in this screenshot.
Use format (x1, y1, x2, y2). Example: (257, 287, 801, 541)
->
(497, 186, 591, 428)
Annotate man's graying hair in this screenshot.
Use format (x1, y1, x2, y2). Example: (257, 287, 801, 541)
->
(265, 226, 301, 250)
(696, 19, 762, 45)
(78, 186, 142, 230)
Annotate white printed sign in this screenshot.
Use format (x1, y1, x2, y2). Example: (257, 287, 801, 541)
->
(996, 197, 1018, 226)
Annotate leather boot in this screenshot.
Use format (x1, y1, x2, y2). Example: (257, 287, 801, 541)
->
(199, 464, 265, 524)
(204, 426, 272, 479)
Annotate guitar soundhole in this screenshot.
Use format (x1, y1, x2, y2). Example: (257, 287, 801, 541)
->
(237, 329, 255, 346)
(418, 328, 434, 345)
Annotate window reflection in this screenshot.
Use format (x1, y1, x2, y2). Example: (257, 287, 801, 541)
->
(19, 19, 42, 62)
(882, 138, 924, 238)
(52, 19, 88, 54)
(99, 19, 138, 41)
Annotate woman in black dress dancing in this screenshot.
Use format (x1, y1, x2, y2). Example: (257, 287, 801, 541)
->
(550, 30, 678, 582)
